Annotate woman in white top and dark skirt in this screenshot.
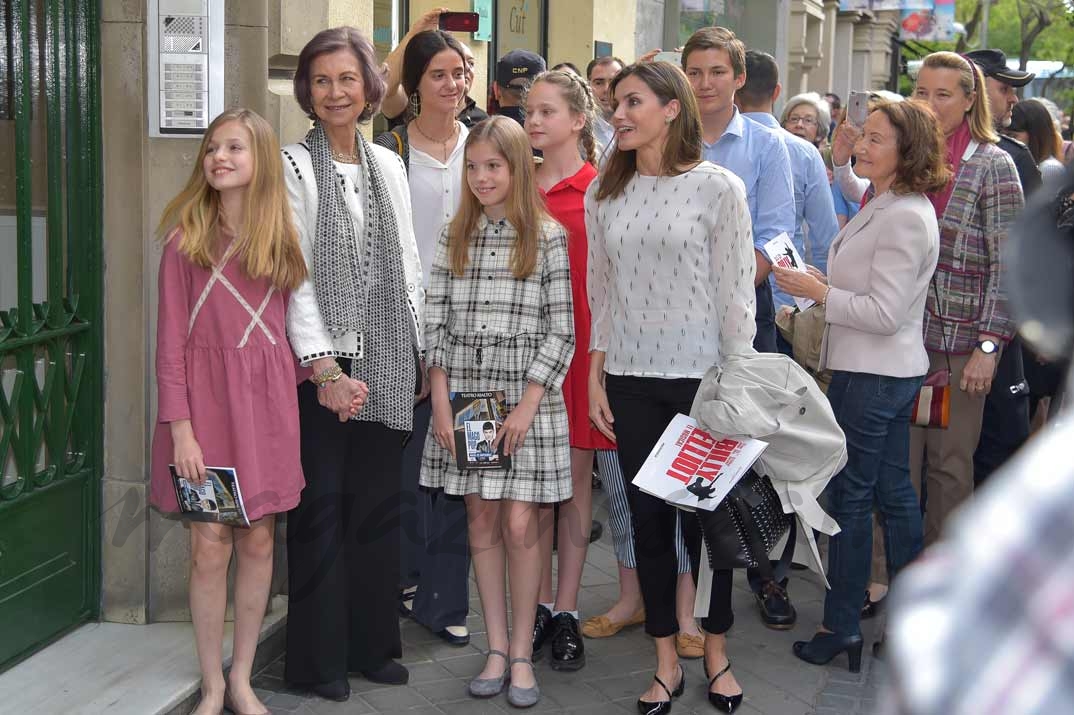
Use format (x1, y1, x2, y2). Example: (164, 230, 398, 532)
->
(373, 29, 473, 648)
(585, 62, 756, 715)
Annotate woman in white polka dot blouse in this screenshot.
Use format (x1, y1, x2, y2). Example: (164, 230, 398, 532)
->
(584, 61, 756, 715)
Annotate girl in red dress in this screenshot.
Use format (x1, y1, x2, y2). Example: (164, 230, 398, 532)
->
(150, 108, 308, 715)
(525, 70, 618, 670)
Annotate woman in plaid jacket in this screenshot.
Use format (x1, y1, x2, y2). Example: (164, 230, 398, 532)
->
(908, 52, 1024, 545)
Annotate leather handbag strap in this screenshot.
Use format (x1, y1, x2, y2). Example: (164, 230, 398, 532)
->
(727, 481, 796, 584)
(930, 276, 953, 375)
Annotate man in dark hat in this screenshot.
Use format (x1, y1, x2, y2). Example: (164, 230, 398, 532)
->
(965, 49, 1041, 193)
(964, 48, 1041, 487)
(493, 48, 547, 126)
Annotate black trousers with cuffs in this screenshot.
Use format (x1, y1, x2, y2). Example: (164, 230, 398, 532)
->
(606, 374, 734, 638)
(285, 379, 406, 684)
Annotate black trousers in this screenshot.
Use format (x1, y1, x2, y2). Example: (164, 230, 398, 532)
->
(754, 280, 777, 354)
(606, 374, 734, 638)
(973, 337, 1030, 485)
(285, 381, 406, 683)
(399, 398, 471, 631)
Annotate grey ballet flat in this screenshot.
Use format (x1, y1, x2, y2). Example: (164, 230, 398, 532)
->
(506, 657, 540, 708)
(468, 650, 509, 698)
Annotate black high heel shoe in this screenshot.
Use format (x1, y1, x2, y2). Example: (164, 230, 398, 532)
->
(792, 632, 864, 673)
(705, 659, 743, 713)
(636, 665, 685, 715)
(861, 591, 884, 620)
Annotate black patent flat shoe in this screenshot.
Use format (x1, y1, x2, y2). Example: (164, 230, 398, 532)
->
(637, 665, 684, 715)
(531, 604, 554, 662)
(793, 632, 864, 673)
(291, 679, 350, 702)
(550, 613, 586, 671)
(705, 659, 743, 713)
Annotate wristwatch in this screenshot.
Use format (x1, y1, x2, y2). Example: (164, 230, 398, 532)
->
(976, 339, 999, 355)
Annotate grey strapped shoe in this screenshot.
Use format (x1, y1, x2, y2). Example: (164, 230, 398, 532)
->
(468, 650, 509, 698)
(507, 658, 540, 708)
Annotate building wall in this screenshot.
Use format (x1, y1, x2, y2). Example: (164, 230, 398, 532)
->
(99, 0, 371, 624)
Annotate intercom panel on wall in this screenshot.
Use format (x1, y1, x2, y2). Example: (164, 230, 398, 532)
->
(147, 0, 224, 137)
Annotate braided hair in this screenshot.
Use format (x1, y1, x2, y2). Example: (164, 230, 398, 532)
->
(526, 69, 600, 165)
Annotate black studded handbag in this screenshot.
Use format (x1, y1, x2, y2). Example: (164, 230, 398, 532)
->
(695, 469, 795, 581)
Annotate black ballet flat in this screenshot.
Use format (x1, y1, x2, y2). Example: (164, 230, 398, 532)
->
(705, 659, 743, 713)
(793, 632, 864, 673)
(637, 665, 685, 715)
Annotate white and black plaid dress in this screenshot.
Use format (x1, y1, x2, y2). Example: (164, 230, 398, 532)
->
(419, 215, 575, 503)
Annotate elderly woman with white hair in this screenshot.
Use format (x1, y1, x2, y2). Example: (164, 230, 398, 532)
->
(781, 92, 832, 147)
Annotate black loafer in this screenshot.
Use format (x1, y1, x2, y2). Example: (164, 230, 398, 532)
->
(294, 679, 350, 702)
(589, 520, 604, 544)
(436, 625, 471, 646)
(532, 604, 555, 662)
(755, 579, 796, 630)
(360, 660, 409, 685)
(549, 612, 585, 671)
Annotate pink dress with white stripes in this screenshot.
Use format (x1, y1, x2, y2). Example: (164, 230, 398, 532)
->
(149, 236, 304, 522)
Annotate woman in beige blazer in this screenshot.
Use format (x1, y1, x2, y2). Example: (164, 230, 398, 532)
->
(773, 100, 949, 671)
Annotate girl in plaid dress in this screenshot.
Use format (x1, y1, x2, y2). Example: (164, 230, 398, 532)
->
(420, 115, 575, 706)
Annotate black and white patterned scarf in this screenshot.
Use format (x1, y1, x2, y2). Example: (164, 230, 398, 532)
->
(307, 122, 416, 432)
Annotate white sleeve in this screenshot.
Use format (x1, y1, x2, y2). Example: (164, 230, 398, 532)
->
(282, 146, 337, 365)
(712, 175, 757, 358)
(584, 183, 611, 353)
(834, 160, 869, 204)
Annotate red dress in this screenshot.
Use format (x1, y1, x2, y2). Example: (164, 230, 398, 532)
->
(540, 162, 615, 450)
(149, 236, 304, 522)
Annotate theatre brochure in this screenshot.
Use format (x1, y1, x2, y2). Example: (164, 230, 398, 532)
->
(170, 465, 250, 527)
(763, 232, 815, 312)
(450, 390, 511, 471)
(631, 414, 768, 511)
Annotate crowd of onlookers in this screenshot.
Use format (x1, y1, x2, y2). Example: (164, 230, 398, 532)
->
(147, 9, 1074, 714)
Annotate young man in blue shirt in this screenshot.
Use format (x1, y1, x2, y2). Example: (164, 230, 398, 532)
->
(681, 27, 799, 638)
(735, 49, 839, 353)
(682, 27, 795, 356)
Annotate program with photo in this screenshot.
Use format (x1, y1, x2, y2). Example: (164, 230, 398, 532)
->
(450, 390, 512, 471)
(170, 465, 251, 527)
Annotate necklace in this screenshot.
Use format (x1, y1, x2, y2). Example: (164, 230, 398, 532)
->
(330, 147, 360, 163)
(411, 118, 459, 163)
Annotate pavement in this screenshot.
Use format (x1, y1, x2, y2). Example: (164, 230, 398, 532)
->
(249, 491, 885, 715)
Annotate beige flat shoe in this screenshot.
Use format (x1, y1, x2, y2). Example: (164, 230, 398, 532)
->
(580, 609, 645, 638)
(676, 631, 704, 659)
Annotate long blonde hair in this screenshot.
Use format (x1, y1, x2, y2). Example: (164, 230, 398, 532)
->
(448, 116, 551, 279)
(525, 70, 600, 165)
(156, 108, 306, 291)
(596, 62, 703, 201)
(920, 52, 998, 144)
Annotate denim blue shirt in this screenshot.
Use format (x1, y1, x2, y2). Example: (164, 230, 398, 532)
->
(832, 181, 860, 222)
(701, 108, 795, 256)
(745, 112, 839, 309)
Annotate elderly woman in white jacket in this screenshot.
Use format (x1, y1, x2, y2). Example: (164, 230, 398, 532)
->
(281, 26, 425, 700)
(774, 100, 949, 672)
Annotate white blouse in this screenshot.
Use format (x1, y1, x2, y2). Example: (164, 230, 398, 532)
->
(408, 123, 468, 288)
(282, 142, 425, 364)
(585, 162, 757, 379)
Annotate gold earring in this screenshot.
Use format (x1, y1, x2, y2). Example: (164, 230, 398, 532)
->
(665, 115, 674, 125)
(409, 92, 421, 117)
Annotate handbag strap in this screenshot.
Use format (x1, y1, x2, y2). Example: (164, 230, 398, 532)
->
(930, 276, 953, 375)
(728, 483, 797, 585)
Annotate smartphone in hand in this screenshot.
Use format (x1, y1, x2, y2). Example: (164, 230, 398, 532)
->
(439, 11, 480, 32)
(654, 51, 683, 66)
(847, 91, 869, 127)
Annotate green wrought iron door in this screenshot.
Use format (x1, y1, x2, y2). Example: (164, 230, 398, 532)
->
(0, 0, 102, 670)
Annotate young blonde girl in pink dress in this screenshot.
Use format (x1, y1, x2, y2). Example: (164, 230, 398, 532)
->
(150, 108, 307, 715)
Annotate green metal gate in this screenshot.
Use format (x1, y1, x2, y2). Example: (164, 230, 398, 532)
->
(0, 0, 102, 670)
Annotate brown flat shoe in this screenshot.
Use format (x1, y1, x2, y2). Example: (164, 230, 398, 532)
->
(675, 631, 704, 659)
(580, 609, 645, 638)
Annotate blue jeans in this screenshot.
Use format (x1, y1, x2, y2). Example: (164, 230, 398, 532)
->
(823, 370, 924, 637)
